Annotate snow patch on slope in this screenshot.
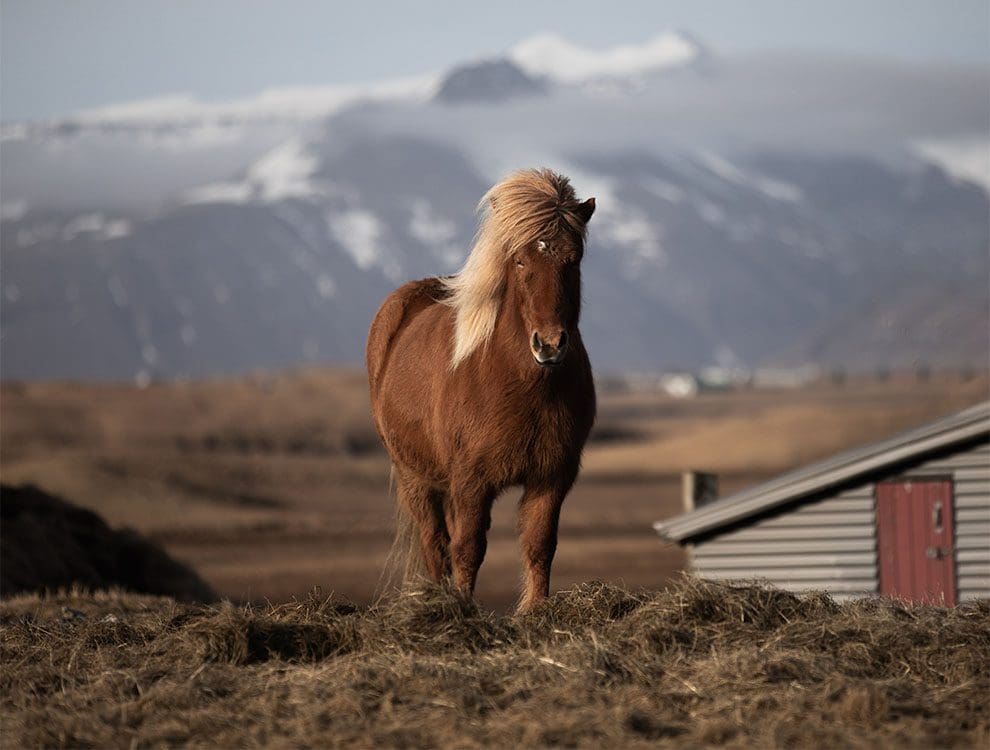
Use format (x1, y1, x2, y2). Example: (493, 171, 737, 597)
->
(510, 31, 699, 83)
(556, 163, 665, 272)
(912, 136, 990, 190)
(408, 199, 463, 267)
(695, 151, 802, 202)
(15, 213, 131, 246)
(183, 138, 325, 205)
(327, 209, 401, 281)
(604, 213, 665, 265)
(247, 139, 320, 201)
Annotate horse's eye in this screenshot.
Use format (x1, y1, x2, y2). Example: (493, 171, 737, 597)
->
(536, 240, 547, 251)
(516, 260, 525, 268)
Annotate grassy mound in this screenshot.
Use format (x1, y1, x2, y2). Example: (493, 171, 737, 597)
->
(0, 484, 215, 602)
(2, 577, 987, 748)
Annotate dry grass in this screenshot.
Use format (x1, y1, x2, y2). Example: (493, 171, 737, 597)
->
(2, 577, 987, 748)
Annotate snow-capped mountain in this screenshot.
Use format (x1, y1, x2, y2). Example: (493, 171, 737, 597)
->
(509, 31, 705, 82)
(2, 33, 987, 380)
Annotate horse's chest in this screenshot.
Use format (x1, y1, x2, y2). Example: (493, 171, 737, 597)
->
(474, 396, 580, 483)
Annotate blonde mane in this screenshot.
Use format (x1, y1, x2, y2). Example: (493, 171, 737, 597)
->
(440, 168, 588, 368)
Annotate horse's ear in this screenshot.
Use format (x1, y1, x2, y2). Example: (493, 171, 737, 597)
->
(577, 197, 596, 223)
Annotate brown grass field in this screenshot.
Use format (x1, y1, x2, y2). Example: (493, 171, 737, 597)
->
(2, 369, 989, 747)
(1, 369, 986, 610)
(2, 578, 988, 748)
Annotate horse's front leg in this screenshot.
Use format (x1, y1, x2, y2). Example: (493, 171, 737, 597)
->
(516, 482, 571, 613)
(449, 480, 494, 597)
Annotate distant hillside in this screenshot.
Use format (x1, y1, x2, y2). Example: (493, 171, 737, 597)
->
(2, 33, 987, 379)
(776, 278, 990, 372)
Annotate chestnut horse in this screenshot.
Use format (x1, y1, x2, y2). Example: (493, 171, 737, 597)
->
(366, 169, 596, 612)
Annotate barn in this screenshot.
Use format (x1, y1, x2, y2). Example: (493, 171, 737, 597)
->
(654, 401, 990, 604)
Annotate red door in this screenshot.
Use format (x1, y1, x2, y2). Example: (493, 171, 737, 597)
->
(876, 479, 956, 606)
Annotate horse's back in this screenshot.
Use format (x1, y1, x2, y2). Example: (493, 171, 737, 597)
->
(366, 277, 448, 396)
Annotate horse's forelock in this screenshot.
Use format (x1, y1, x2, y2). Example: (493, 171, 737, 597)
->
(483, 169, 586, 248)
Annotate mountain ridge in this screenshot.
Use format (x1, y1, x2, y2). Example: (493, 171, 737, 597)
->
(2, 33, 987, 380)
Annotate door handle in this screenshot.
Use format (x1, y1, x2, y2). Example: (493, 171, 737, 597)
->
(926, 547, 953, 560)
(932, 501, 943, 532)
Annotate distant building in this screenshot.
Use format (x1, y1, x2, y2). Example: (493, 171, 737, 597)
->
(659, 373, 699, 399)
(696, 366, 747, 390)
(655, 402, 990, 604)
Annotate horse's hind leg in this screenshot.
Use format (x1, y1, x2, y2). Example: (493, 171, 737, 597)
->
(397, 473, 450, 582)
(516, 483, 569, 613)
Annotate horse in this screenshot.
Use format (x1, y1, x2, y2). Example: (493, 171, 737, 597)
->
(366, 168, 596, 612)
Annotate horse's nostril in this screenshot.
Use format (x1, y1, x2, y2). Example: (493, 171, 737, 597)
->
(532, 332, 541, 351)
(558, 331, 569, 349)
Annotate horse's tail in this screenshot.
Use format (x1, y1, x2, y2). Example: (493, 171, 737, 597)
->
(376, 464, 426, 599)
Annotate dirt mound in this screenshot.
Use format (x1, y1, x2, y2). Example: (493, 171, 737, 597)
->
(1, 577, 987, 748)
(0, 484, 215, 602)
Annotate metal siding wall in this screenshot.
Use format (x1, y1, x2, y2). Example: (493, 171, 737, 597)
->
(692, 484, 878, 596)
(689, 437, 988, 602)
(906, 439, 990, 602)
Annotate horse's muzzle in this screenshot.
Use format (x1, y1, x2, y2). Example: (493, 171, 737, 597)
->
(531, 331, 568, 367)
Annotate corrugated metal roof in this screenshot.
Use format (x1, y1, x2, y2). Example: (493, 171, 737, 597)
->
(654, 400, 990, 543)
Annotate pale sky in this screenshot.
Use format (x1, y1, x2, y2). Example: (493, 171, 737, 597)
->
(2, 0, 988, 122)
